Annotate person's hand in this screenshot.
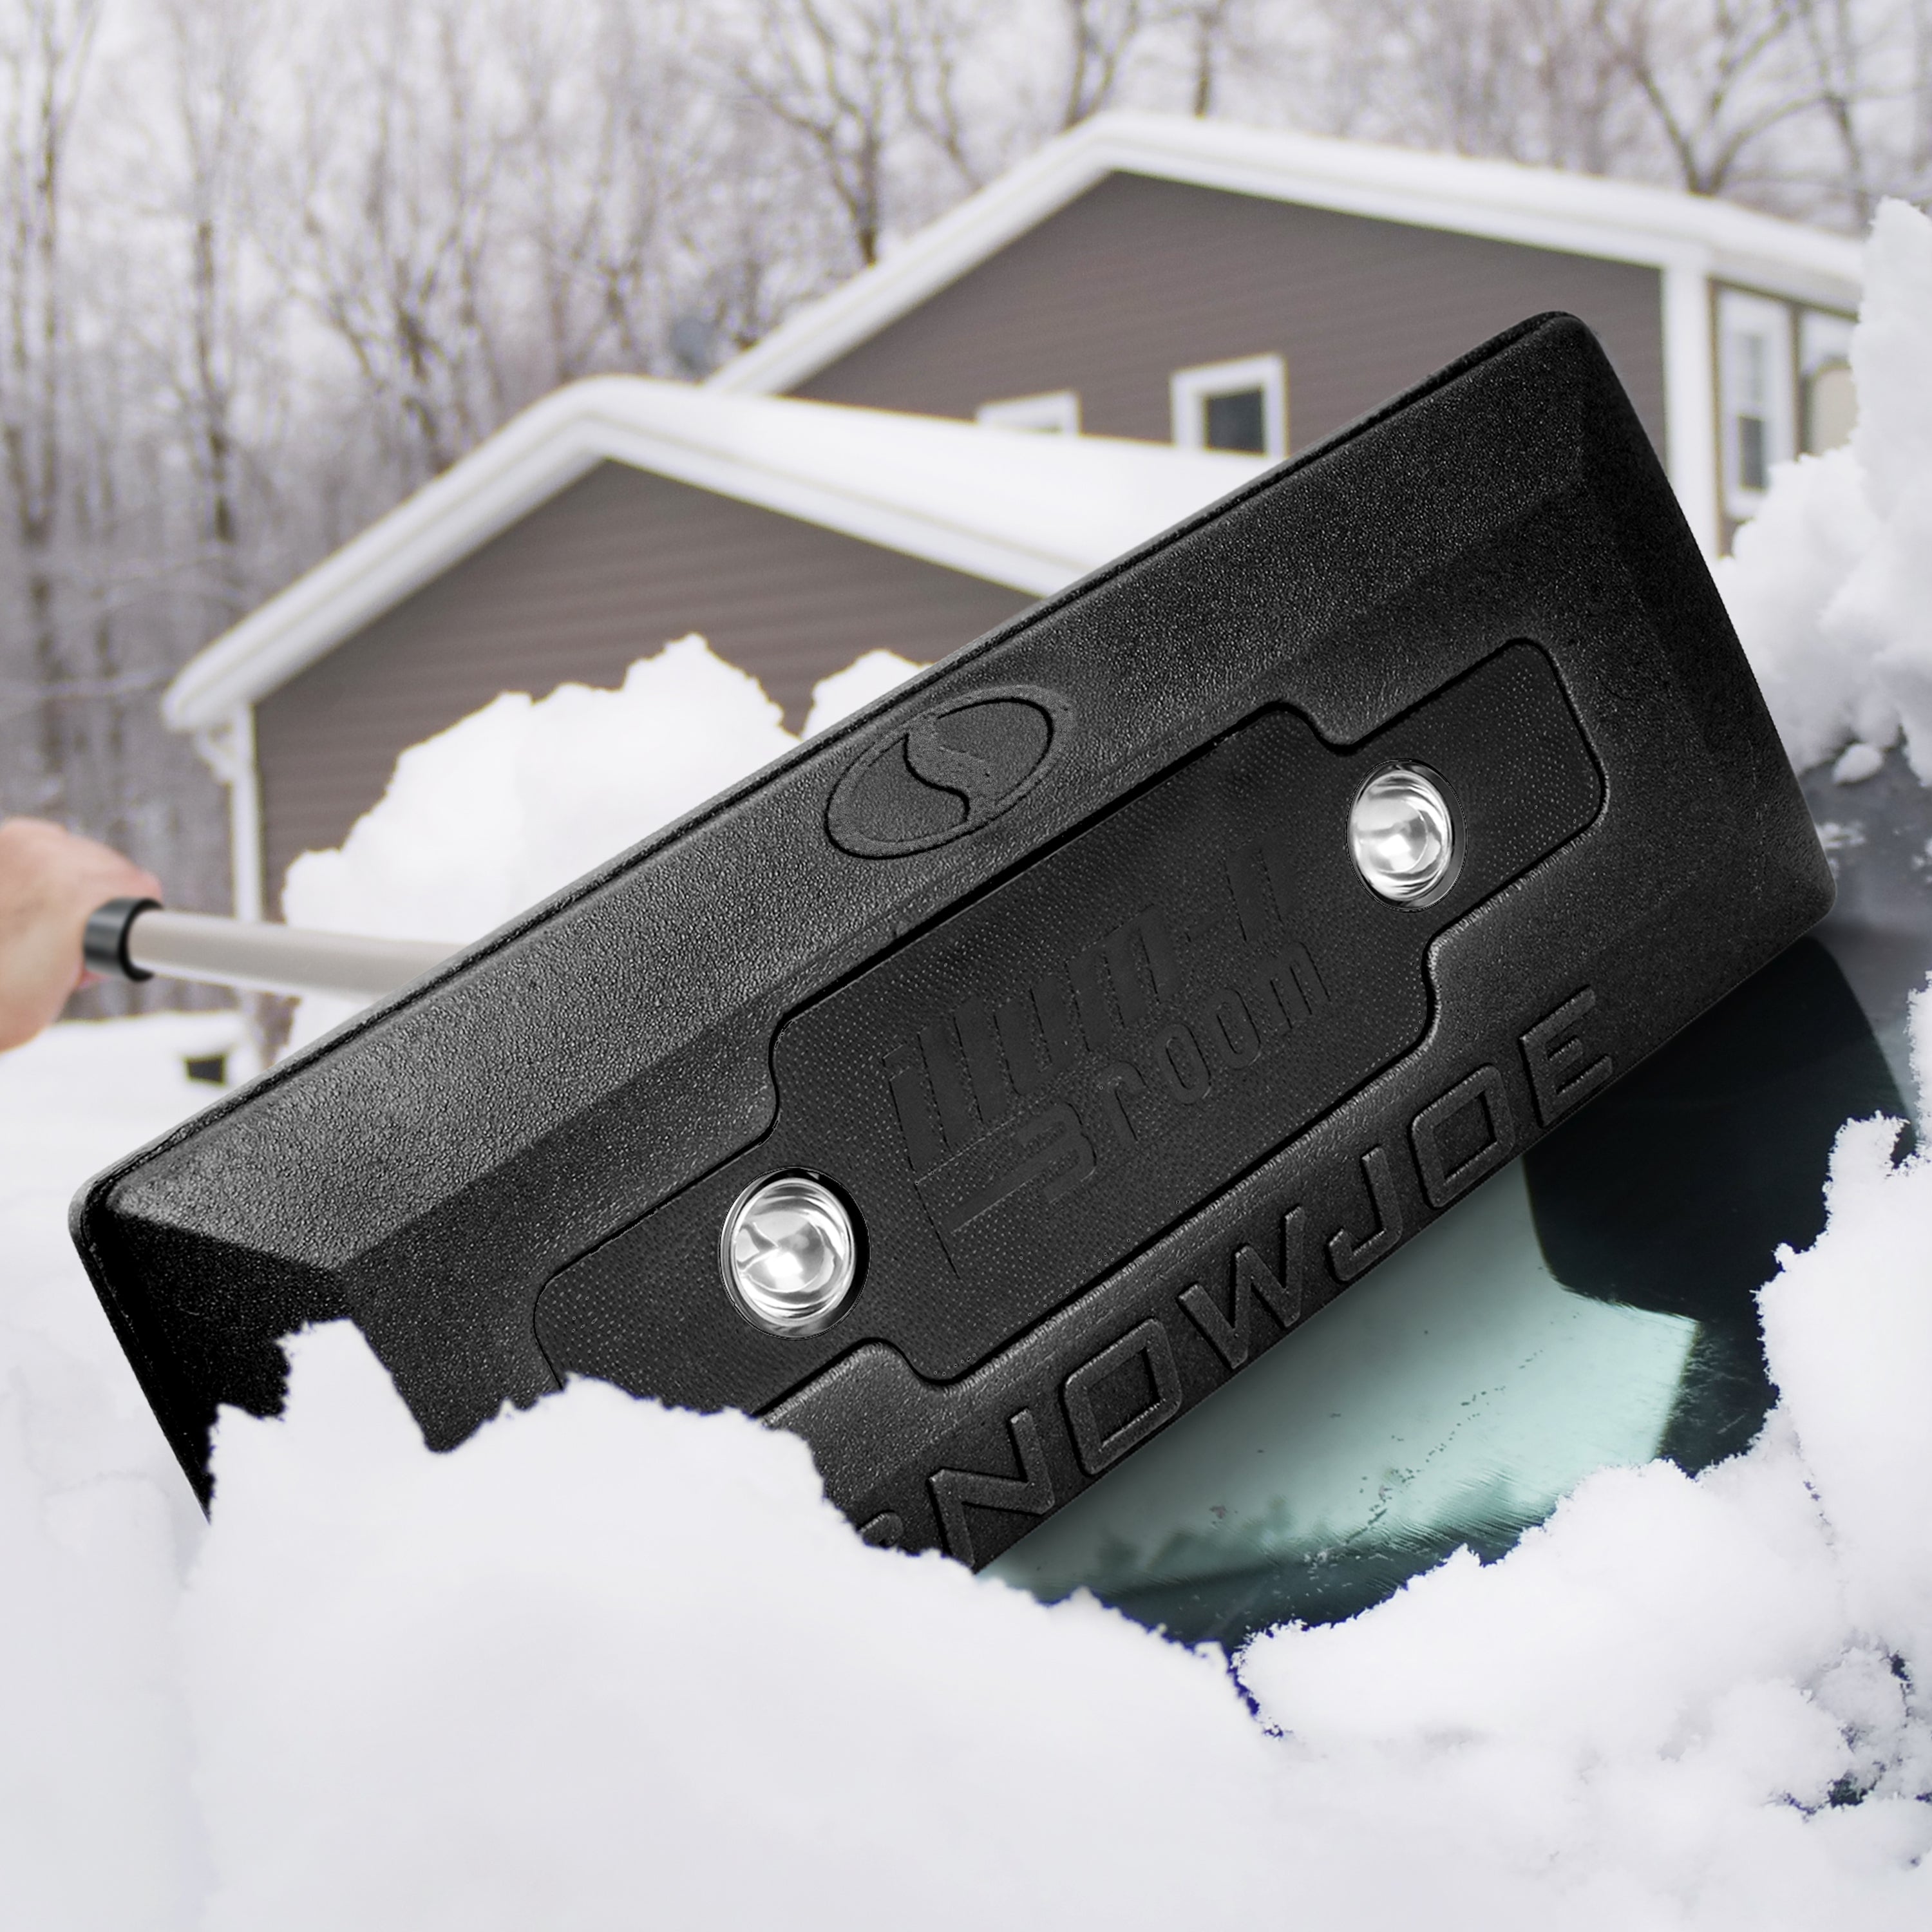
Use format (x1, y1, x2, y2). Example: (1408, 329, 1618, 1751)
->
(0, 819, 162, 1052)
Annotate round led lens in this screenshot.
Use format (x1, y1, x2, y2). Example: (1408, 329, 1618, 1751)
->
(720, 1175, 860, 1335)
(1350, 766, 1457, 904)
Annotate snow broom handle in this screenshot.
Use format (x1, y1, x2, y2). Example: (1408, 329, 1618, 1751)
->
(83, 898, 453, 1003)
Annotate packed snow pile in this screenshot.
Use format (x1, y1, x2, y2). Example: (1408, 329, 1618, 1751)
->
(4, 204, 1932, 1931)
(280, 638, 920, 1046)
(283, 638, 922, 951)
(1240, 1088, 1932, 1925)
(187, 1329, 1289, 1930)
(6, 995, 1931, 1928)
(0, 1015, 253, 1929)
(1719, 199, 1932, 780)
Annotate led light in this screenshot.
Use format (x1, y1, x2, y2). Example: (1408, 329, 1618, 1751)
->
(1350, 766, 1457, 904)
(720, 1175, 860, 1335)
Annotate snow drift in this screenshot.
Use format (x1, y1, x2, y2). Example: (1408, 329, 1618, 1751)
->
(1718, 199, 1932, 780)
(3, 204, 1932, 1931)
(278, 639, 922, 1047)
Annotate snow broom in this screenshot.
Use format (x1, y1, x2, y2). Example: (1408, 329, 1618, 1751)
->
(72, 316, 1832, 1566)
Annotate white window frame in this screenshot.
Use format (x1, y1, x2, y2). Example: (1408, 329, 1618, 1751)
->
(976, 390, 1080, 434)
(1717, 290, 1795, 522)
(1170, 354, 1287, 461)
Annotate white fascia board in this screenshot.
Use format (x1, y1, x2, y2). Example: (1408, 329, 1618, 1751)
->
(710, 111, 1862, 399)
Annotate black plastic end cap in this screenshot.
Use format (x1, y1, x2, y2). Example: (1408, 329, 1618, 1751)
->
(83, 897, 162, 982)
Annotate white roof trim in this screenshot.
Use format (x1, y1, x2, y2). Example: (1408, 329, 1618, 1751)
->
(166, 375, 1264, 730)
(710, 111, 1864, 399)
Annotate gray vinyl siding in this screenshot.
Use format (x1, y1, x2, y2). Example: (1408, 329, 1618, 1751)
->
(793, 172, 1669, 458)
(253, 462, 1031, 911)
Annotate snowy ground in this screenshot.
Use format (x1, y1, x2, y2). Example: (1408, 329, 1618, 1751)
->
(4, 205, 1932, 1929)
(10, 1001, 1932, 1929)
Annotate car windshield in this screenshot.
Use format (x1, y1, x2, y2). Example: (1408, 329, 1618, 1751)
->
(988, 759, 1928, 1646)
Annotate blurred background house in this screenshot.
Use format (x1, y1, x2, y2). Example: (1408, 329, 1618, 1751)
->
(166, 112, 1863, 922)
(712, 115, 1863, 560)
(0, 0, 1916, 961)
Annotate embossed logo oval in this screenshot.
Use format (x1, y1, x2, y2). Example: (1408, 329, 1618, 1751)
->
(827, 685, 1072, 858)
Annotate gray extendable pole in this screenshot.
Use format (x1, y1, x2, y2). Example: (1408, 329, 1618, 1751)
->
(84, 899, 451, 1003)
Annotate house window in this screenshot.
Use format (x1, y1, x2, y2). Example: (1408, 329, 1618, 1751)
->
(1171, 354, 1287, 460)
(976, 390, 1080, 434)
(1799, 310, 1856, 455)
(1718, 292, 1794, 520)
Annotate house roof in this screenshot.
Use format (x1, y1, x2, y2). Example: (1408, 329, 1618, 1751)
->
(165, 375, 1264, 732)
(709, 111, 1866, 400)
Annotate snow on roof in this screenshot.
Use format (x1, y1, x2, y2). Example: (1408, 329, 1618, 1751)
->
(710, 111, 1866, 400)
(164, 375, 1264, 732)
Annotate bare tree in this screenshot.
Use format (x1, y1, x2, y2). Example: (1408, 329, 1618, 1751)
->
(1608, 0, 1821, 199)
(732, 0, 905, 265)
(1171, 0, 1240, 116)
(0, 0, 101, 817)
(498, 0, 681, 384)
(1276, 0, 1927, 217)
(276, 0, 511, 483)
(1774, 0, 1932, 223)
(893, 0, 993, 187)
(1794, 0, 1877, 218)
(1915, 0, 1932, 187)
(664, 93, 858, 359)
(147, 0, 275, 630)
(0, 0, 232, 985)
(1060, 0, 1151, 125)
(1300, 0, 1647, 173)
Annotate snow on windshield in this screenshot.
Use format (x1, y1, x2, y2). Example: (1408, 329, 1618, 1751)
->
(5, 207, 1932, 1931)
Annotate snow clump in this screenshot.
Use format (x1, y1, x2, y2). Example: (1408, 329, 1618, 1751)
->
(1719, 198, 1932, 778)
(279, 637, 921, 1045)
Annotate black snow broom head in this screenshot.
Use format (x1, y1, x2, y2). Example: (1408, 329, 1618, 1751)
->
(72, 314, 1830, 1561)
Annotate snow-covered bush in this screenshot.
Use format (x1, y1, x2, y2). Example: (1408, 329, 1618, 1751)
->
(1718, 200, 1932, 780)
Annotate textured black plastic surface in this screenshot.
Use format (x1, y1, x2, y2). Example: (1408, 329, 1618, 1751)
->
(72, 315, 1831, 1564)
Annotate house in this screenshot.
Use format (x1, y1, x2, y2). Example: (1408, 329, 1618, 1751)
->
(710, 113, 1864, 558)
(163, 379, 1264, 917)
